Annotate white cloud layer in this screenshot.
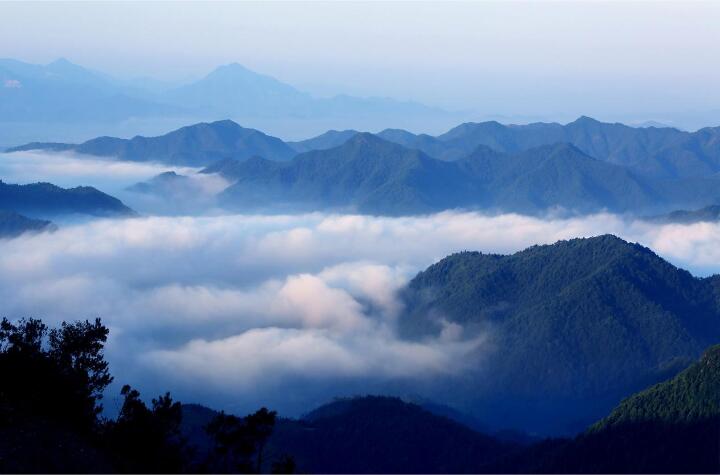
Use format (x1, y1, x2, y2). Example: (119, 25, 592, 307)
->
(1, 211, 720, 414)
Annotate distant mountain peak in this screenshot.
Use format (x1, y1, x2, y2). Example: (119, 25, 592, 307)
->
(204, 119, 243, 129)
(572, 115, 601, 124)
(209, 62, 255, 76)
(343, 131, 392, 148)
(48, 57, 74, 67)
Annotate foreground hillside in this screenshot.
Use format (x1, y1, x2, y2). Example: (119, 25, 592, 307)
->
(511, 344, 720, 473)
(181, 397, 521, 474)
(399, 235, 720, 433)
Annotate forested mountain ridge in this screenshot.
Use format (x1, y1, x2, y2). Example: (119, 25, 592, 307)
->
(218, 133, 476, 215)
(213, 136, 720, 215)
(399, 235, 720, 433)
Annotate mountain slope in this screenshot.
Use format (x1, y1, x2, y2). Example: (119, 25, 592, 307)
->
(8, 120, 296, 165)
(517, 345, 720, 473)
(399, 235, 720, 433)
(0, 180, 134, 217)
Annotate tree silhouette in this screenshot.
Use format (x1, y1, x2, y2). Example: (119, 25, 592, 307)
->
(206, 407, 277, 473)
(104, 385, 187, 473)
(0, 317, 112, 432)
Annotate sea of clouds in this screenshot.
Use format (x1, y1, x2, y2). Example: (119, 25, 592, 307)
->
(2, 211, 720, 415)
(2, 151, 720, 416)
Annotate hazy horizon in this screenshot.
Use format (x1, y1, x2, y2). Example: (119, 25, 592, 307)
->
(2, 1, 720, 130)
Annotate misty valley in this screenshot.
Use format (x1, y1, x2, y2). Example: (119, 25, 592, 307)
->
(1, 2, 720, 465)
(2, 111, 720, 473)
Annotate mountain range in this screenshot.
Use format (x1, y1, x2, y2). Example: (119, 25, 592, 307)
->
(291, 115, 720, 179)
(212, 133, 720, 215)
(398, 235, 720, 433)
(12, 116, 720, 216)
(0, 58, 451, 143)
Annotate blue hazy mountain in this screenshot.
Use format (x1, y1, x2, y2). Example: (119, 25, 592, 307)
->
(0, 210, 56, 238)
(399, 235, 720, 434)
(8, 120, 296, 166)
(162, 63, 313, 117)
(0, 180, 135, 217)
(0, 58, 455, 146)
(0, 58, 179, 123)
(162, 62, 447, 120)
(370, 116, 720, 179)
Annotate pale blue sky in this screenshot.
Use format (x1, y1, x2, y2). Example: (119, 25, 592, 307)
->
(1, 1, 719, 125)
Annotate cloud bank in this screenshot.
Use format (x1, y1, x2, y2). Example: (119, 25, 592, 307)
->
(0, 151, 234, 216)
(1, 211, 719, 414)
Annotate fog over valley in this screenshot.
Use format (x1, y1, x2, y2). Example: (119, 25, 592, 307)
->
(3, 200, 720, 419)
(2, 4, 720, 469)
